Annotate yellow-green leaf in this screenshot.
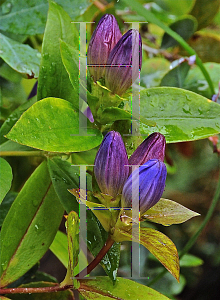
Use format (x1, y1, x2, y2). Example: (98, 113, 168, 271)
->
(143, 198, 200, 226)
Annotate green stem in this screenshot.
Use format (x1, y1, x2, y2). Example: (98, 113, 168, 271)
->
(124, 0, 215, 95)
(148, 159, 220, 286)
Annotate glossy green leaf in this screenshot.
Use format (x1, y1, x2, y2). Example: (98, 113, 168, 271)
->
(37, 2, 78, 105)
(0, 161, 64, 287)
(6, 98, 103, 152)
(0, 158, 12, 204)
(47, 157, 80, 213)
(160, 61, 190, 88)
(0, 33, 40, 78)
(79, 276, 170, 300)
(60, 40, 79, 101)
(180, 254, 203, 267)
(6, 282, 74, 300)
(0, 0, 91, 35)
(49, 230, 68, 268)
(161, 16, 197, 49)
(139, 87, 220, 142)
(184, 62, 220, 98)
(143, 198, 200, 226)
(190, 0, 220, 30)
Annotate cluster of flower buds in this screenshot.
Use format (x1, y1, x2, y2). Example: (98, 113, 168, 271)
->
(87, 14, 142, 96)
(94, 131, 167, 215)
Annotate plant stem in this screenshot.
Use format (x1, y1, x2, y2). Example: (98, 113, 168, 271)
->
(148, 159, 220, 286)
(0, 235, 115, 295)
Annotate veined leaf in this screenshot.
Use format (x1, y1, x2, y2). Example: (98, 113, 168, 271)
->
(0, 158, 12, 205)
(0, 161, 64, 287)
(79, 276, 170, 300)
(140, 87, 220, 142)
(6, 98, 103, 152)
(143, 198, 200, 226)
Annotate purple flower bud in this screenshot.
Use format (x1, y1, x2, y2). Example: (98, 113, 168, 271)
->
(87, 14, 122, 82)
(128, 133, 166, 173)
(105, 29, 142, 96)
(121, 159, 167, 215)
(94, 131, 129, 197)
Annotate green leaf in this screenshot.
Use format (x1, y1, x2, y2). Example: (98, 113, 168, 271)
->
(113, 226, 179, 281)
(37, 2, 79, 105)
(139, 87, 220, 142)
(0, 158, 12, 204)
(143, 198, 200, 226)
(6, 98, 103, 152)
(49, 230, 68, 268)
(0, 33, 40, 78)
(60, 40, 79, 103)
(190, 0, 220, 30)
(47, 157, 80, 213)
(180, 254, 203, 267)
(0, 192, 17, 226)
(0, 161, 64, 287)
(0, 0, 91, 35)
(161, 16, 197, 49)
(79, 276, 170, 300)
(160, 61, 190, 88)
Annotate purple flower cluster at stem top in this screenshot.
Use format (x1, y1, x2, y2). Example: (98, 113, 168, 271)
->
(94, 131, 167, 215)
(87, 14, 142, 96)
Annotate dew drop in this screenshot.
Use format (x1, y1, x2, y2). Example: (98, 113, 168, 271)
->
(43, 53, 50, 60)
(182, 104, 190, 114)
(49, 62, 56, 75)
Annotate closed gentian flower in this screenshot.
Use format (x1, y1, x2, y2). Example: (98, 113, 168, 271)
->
(105, 29, 142, 96)
(94, 131, 129, 197)
(87, 14, 122, 82)
(121, 159, 167, 215)
(128, 132, 166, 173)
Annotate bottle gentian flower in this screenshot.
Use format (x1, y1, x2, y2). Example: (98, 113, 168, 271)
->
(121, 159, 167, 215)
(128, 132, 165, 173)
(94, 131, 129, 198)
(87, 14, 122, 82)
(105, 29, 142, 96)
(94, 131, 167, 215)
